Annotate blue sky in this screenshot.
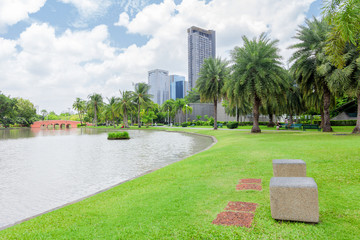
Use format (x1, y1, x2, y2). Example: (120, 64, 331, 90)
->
(0, 0, 322, 113)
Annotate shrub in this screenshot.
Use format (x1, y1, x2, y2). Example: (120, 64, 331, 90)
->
(108, 131, 130, 140)
(330, 120, 356, 126)
(227, 121, 239, 129)
(181, 122, 188, 127)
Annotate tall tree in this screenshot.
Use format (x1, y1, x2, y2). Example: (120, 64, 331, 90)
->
(15, 98, 37, 127)
(132, 83, 152, 128)
(117, 90, 134, 128)
(232, 34, 287, 133)
(87, 93, 103, 127)
(174, 98, 186, 124)
(332, 44, 360, 133)
(41, 109, 48, 120)
(105, 96, 119, 128)
(162, 99, 175, 124)
(284, 73, 306, 125)
(197, 57, 229, 130)
(72, 98, 86, 125)
(0, 92, 17, 128)
(289, 18, 337, 132)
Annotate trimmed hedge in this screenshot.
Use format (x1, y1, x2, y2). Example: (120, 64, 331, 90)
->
(181, 122, 188, 127)
(312, 120, 356, 126)
(227, 121, 239, 129)
(108, 131, 130, 140)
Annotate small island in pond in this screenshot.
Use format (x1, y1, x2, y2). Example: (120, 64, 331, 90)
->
(108, 131, 130, 140)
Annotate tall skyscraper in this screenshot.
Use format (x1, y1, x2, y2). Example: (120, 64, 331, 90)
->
(187, 26, 216, 91)
(148, 69, 169, 105)
(169, 75, 187, 100)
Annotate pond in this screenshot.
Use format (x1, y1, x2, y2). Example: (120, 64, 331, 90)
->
(0, 128, 213, 229)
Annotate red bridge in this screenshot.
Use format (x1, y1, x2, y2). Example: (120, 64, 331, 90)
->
(31, 120, 92, 129)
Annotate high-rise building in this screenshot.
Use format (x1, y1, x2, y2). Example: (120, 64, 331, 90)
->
(169, 75, 187, 100)
(148, 69, 169, 105)
(187, 26, 216, 91)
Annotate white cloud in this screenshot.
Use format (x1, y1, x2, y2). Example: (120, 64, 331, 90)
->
(0, 0, 316, 113)
(0, 0, 46, 32)
(59, 0, 111, 17)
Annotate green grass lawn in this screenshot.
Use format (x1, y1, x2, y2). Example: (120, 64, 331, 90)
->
(1, 129, 359, 239)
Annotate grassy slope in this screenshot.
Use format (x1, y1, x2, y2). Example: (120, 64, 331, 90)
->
(1, 129, 359, 239)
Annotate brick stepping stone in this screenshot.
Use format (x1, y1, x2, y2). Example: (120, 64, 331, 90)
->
(212, 211, 254, 228)
(225, 201, 258, 212)
(236, 178, 262, 191)
(212, 201, 258, 228)
(239, 178, 262, 184)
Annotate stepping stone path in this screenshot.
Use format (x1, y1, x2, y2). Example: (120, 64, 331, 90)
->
(236, 178, 262, 191)
(212, 179, 262, 228)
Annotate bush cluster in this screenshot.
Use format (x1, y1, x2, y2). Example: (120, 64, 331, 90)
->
(181, 122, 188, 127)
(330, 120, 356, 126)
(226, 121, 239, 129)
(107, 131, 130, 139)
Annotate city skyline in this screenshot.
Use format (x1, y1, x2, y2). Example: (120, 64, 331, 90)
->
(0, 0, 322, 113)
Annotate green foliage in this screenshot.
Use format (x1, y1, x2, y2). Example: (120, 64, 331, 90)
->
(181, 122, 188, 127)
(185, 88, 201, 103)
(226, 121, 239, 129)
(323, 0, 360, 68)
(107, 131, 130, 139)
(197, 57, 230, 129)
(330, 120, 357, 126)
(0, 92, 17, 127)
(88, 93, 103, 126)
(132, 83, 152, 128)
(231, 33, 287, 133)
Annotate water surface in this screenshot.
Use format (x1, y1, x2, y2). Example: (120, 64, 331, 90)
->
(0, 128, 213, 229)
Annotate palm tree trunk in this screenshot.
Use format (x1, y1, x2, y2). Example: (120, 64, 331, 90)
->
(138, 104, 141, 128)
(320, 110, 324, 128)
(236, 106, 240, 122)
(322, 85, 333, 132)
(124, 108, 129, 128)
(214, 98, 218, 130)
(251, 95, 261, 133)
(112, 112, 116, 128)
(94, 107, 97, 127)
(78, 112, 82, 126)
(289, 114, 294, 125)
(268, 113, 275, 127)
(352, 93, 360, 134)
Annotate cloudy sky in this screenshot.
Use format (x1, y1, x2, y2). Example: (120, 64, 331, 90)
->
(0, 0, 322, 114)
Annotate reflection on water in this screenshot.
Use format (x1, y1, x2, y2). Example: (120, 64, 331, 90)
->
(0, 128, 213, 229)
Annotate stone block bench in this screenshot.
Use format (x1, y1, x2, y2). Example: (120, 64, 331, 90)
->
(270, 177, 319, 223)
(273, 159, 306, 177)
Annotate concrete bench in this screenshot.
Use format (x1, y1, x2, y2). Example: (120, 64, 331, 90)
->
(273, 159, 306, 177)
(270, 177, 319, 223)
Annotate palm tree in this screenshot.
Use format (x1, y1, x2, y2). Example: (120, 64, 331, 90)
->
(40, 109, 48, 120)
(87, 93, 103, 127)
(232, 34, 287, 133)
(132, 83, 152, 128)
(284, 73, 306, 125)
(289, 18, 339, 132)
(72, 98, 86, 125)
(174, 98, 186, 124)
(332, 44, 360, 133)
(182, 104, 193, 123)
(197, 57, 229, 130)
(162, 99, 175, 124)
(117, 90, 134, 128)
(105, 96, 118, 128)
